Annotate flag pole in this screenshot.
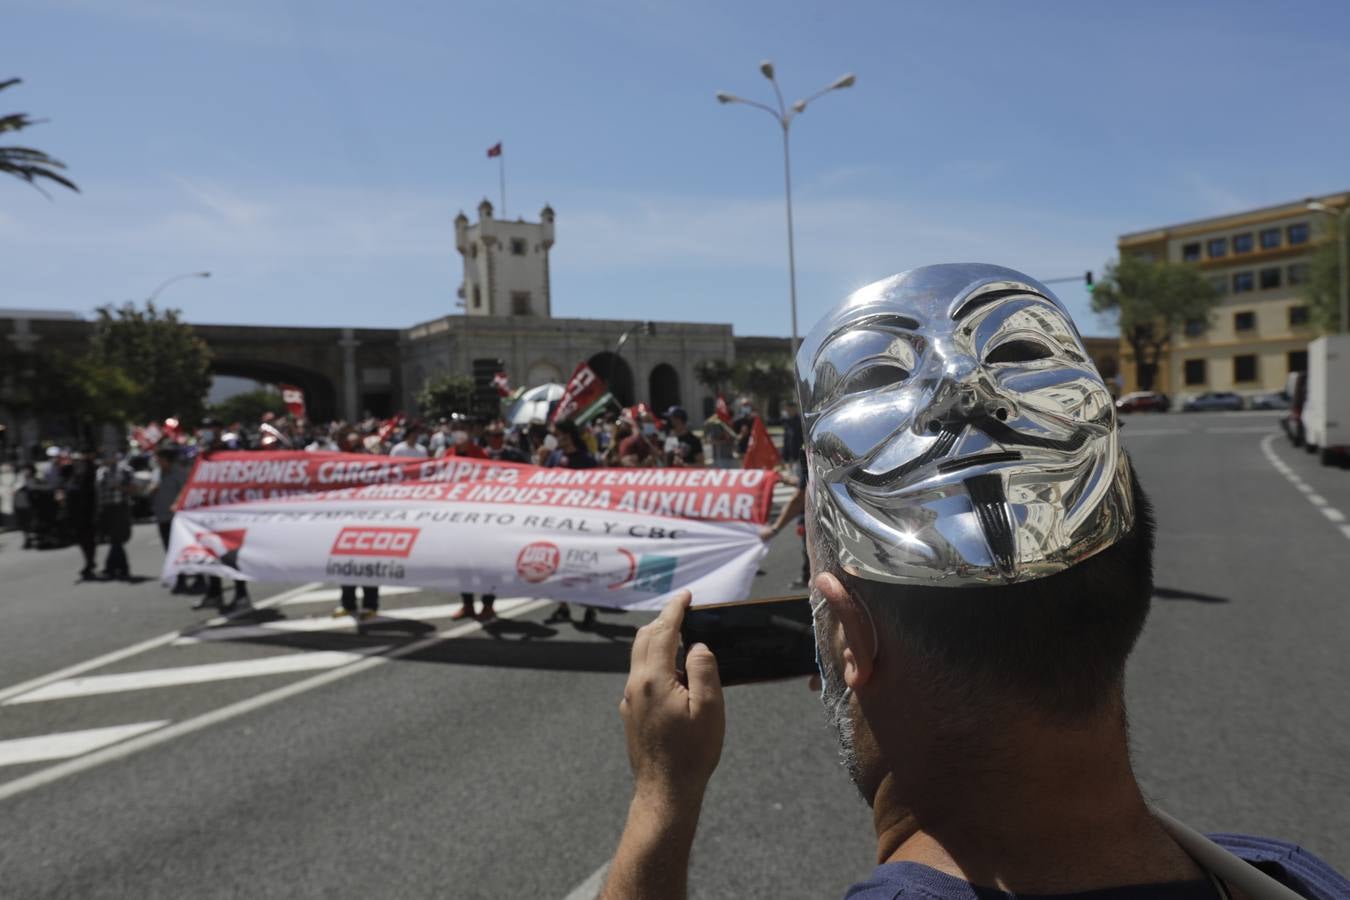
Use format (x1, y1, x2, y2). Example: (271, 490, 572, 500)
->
(499, 152, 506, 217)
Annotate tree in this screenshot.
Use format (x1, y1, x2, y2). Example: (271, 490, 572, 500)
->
(732, 354, 795, 414)
(208, 388, 287, 426)
(90, 301, 213, 424)
(1302, 216, 1344, 334)
(416, 372, 476, 421)
(1091, 256, 1219, 392)
(694, 359, 735, 396)
(0, 347, 137, 446)
(1, 78, 78, 196)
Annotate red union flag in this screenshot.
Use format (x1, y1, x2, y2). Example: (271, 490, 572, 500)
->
(279, 384, 306, 420)
(487, 142, 502, 158)
(492, 371, 511, 397)
(551, 363, 612, 424)
(715, 395, 733, 426)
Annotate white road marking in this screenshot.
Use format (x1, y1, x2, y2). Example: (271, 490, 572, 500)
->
(1206, 426, 1278, 434)
(172, 597, 534, 645)
(0, 581, 324, 705)
(0, 599, 550, 803)
(275, 585, 421, 607)
(1260, 434, 1350, 543)
(561, 862, 610, 900)
(0, 721, 169, 768)
(4, 651, 371, 704)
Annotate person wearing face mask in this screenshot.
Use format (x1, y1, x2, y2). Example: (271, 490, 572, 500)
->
(196, 418, 252, 611)
(599, 265, 1349, 900)
(443, 415, 497, 621)
(618, 412, 662, 467)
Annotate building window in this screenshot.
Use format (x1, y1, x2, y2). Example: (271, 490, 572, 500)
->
(1289, 305, 1310, 327)
(1207, 276, 1228, 296)
(510, 237, 528, 256)
(1184, 359, 1207, 386)
(1233, 354, 1258, 383)
(472, 285, 482, 309)
(1207, 237, 1228, 258)
(1232, 271, 1254, 293)
(1234, 310, 1256, 332)
(1260, 228, 1281, 250)
(1288, 263, 1310, 285)
(1287, 222, 1310, 245)
(511, 291, 532, 315)
(1232, 233, 1254, 254)
(1259, 267, 1282, 290)
(1288, 350, 1308, 373)
(1184, 317, 1208, 337)
(1182, 242, 1201, 262)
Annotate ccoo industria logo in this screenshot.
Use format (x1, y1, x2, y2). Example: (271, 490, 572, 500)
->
(330, 526, 420, 558)
(326, 526, 418, 580)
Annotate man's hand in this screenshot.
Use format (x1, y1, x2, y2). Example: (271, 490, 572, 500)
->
(620, 590, 725, 805)
(601, 592, 725, 900)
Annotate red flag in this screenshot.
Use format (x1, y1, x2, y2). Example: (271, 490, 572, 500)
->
(279, 384, 306, 420)
(552, 363, 611, 424)
(742, 415, 782, 470)
(377, 415, 403, 445)
(492, 371, 511, 397)
(487, 142, 502, 158)
(626, 403, 665, 432)
(714, 394, 733, 426)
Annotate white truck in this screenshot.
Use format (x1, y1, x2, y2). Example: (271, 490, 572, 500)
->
(1301, 333, 1350, 466)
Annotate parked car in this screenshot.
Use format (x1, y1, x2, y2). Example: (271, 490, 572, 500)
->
(1182, 391, 1245, 412)
(1115, 391, 1170, 413)
(1251, 391, 1291, 410)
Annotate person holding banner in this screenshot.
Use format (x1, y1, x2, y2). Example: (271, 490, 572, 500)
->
(331, 426, 382, 620)
(542, 419, 601, 629)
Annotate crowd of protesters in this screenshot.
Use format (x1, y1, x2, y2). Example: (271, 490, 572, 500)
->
(3, 395, 802, 625)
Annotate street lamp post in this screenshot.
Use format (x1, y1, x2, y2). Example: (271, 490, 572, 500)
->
(717, 63, 856, 361)
(1306, 200, 1348, 334)
(147, 271, 211, 305)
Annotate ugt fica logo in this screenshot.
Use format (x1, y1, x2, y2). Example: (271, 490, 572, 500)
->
(515, 541, 560, 584)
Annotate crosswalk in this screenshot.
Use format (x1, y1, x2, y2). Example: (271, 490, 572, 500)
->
(0, 587, 542, 783)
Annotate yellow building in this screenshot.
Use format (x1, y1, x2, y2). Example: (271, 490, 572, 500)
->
(1116, 191, 1348, 398)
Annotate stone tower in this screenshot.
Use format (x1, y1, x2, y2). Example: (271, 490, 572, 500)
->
(454, 201, 555, 317)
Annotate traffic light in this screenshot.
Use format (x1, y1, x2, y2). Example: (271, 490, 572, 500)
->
(1085, 271, 1095, 291)
(471, 357, 505, 417)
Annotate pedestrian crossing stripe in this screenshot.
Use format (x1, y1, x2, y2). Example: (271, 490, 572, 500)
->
(4, 651, 373, 705)
(276, 585, 421, 606)
(0, 721, 169, 768)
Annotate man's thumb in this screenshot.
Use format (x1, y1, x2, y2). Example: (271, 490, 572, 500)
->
(685, 642, 722, 709)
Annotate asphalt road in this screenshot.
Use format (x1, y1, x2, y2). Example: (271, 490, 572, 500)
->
(0, 414, 1346, 899)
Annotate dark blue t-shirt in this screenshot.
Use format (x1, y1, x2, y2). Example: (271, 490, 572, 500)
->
(844, 834, 1348, 899)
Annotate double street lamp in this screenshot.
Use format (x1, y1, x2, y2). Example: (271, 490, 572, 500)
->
(1305, 199, 1348, 334)
(717, 62, 856, 360)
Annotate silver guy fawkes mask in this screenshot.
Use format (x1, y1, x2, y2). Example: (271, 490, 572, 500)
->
(797, 263, 1134, 586)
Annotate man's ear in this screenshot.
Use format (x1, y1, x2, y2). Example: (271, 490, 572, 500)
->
(814, 572, 875, 691)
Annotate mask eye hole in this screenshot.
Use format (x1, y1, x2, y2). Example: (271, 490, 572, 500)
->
(985, 339, 1054, 365)
(844, 363, 911, 394)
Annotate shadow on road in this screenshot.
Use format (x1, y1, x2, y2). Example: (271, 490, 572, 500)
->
(1153, 586, 1229, 604)
(176, 604, 637, 675)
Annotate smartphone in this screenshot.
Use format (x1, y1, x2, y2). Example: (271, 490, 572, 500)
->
(679, 594, 817, 687)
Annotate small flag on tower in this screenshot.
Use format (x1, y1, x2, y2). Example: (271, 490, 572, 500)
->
(486, 142, 502, 158)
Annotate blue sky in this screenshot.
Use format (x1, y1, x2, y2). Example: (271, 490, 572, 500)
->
(5, 0, 1349, 340)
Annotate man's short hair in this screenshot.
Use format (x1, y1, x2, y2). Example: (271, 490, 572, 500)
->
(830, 463, 1156, 722)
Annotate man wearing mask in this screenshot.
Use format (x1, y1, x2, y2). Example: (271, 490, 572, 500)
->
(662, 407, 704, 467)
(731, 397, 755, 458)
(445, 415, 496, 621)
(600, 265, 1349, 900)
(390, 424, 428, 458)
(542, 419, 602, 628)
(330, 427, 381, 620)
(94, 451, 135, 579)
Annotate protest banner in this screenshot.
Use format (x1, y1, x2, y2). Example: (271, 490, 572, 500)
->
(279, 384, 306, 420)
(163, 451, 777, 610)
